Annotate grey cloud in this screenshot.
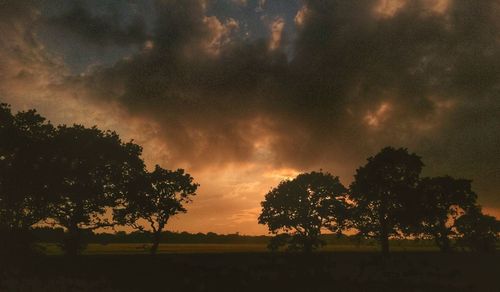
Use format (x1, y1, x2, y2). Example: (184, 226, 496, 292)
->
(44, 1, 149, 46)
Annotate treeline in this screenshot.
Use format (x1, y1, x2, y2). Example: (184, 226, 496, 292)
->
(1, 103, 499, 258)
(32, 228, 270, 244)
(32, 227, 428, 246)
(259, 148, 500, 254)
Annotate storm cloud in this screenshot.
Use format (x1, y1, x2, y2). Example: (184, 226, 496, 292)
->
(0, 0, 498, 233)
(45, 1, 149, 46)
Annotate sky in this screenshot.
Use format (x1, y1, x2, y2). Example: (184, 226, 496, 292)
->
(0, 0, 499, 235)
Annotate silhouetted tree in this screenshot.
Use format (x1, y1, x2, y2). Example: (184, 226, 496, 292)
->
(455, 206, 500, 253)
(350, 147, 423, 255)
(0, 104, 55, 256)
(417, 176, 477, 252)
(48, 125, 144, 256)
(258, 171, 348, 252)
(115, 165, 198, 255)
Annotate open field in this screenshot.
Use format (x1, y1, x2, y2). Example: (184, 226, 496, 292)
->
(1, 252, 499, 291)
(39, 243, 441, 255)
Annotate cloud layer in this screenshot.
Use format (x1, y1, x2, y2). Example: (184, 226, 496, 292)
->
(0, 0, 498, 233)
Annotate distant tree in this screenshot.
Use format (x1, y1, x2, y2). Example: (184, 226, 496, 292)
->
(417, 176, 477, 252)
(258, 171, 349, 252)
(48, 125, 144, 256)
(455, 206, 500, 253)
(115, 165, 198, 255)
(350, 147, 423, 255)
(0, 104, 55, 256)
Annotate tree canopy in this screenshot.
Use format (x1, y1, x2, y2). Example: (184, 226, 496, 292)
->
(47, 125, 144, 255)
(455, 206, 500, 253)
(0, 104, 56, 255)
(349, 147, 424, 255)
(417, 176, 477, 252)
(0, 104, 55, 230)
(115, 165, 198, 254)
(259, 171, 348, 252)
(1, 103, 204, 257)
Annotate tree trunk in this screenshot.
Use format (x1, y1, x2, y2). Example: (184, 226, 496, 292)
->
(65, 199, 85, 257)
(380, 222, 389, 256)
(150, 231, 162, 255)
(379, 196, 390, 256)
(303, 239, 313, 253)
(436, 233, 451, 252)
(65, 224, 81, 257)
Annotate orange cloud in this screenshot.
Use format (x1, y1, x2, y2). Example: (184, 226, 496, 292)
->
(269, 17, 285, 50)
(364, 102, 392, 128)
(374, 0, 407, 18)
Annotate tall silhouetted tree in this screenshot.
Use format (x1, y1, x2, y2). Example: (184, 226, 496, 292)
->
(48, 125, 144, 256)
(258, 171, 349, 252)
(455, 206, 500, 253)
(350, 147, 423, 255)
(0, 104, 55, 256)
(115, 165, 198, 255)
(417, 176, 477, 252)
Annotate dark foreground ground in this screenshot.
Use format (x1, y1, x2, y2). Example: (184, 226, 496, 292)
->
(1, 252, 499, 292)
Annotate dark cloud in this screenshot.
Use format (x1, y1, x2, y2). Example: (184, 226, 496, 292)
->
(44, 1, 149, 46)
(1, 0, 499, 212)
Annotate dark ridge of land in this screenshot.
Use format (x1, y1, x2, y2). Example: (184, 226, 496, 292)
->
(1, 252, 499, 292)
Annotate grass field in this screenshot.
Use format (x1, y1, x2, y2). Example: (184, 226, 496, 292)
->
(39, 242, 440, 255)
(2, 251, 499, 291)
(2, 243, 498, 291)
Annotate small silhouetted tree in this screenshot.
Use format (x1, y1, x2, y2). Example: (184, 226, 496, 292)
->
(417, 176, 477, 252)
(115, 165, 198, 255)
(258, 171, 349, 252)
(350, 147, 423, 255)
(0, 104, 55, 256)
(455, 206, 500, 253)
(48, 125, 144, 256)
